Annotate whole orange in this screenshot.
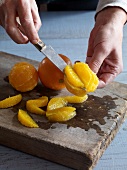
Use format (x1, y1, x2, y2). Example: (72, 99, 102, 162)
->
(9, 62, 38, 92)
(38, 54, 72, 90)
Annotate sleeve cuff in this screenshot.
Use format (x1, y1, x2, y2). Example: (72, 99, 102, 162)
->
(96, 0, 127, 14)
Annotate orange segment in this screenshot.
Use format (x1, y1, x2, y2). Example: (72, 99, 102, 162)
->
(73, 62, 99, 93)
(26, 96, 48, 115)
(64, 76, 87, 97)
(9, 62, 38, 92)
(18, 109, 39, 128)
(0, 94, 22, 109)
(73, 62, 92, 88)
(87, 72, 99, 92)
(63, 95, 88, 103)
(47, 97, 68, 111)
(46, 107, 76, 122)
(64, 65, 84, 88)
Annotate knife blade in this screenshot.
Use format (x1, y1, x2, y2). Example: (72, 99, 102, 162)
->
(34, 40, 67, 72)
(16, 17, 67, 72)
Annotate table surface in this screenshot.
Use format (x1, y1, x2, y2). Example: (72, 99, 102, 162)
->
(0, 11, 127, 170)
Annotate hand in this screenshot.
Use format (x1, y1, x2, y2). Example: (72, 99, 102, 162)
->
(0, 0, 41, 44)
(86, 7, 127, 88)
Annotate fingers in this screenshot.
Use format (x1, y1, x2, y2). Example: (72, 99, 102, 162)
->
(86, 29, 94, 59)
(17, 0, 41, 44)
(87, 43, 108, 74)
(98, 72, 116, 88)
(1, 0, 41, 44)
(98, 52, 123, 88)
(31, 0, 42, 32)
(86, 33, 122, 89)
(4, 3, 29, 44)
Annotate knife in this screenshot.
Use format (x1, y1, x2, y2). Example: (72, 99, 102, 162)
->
(16, 17, 67, 72)
(34, 40, 67, 72)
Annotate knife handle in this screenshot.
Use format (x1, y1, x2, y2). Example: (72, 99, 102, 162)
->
(34, 39, 45, 52)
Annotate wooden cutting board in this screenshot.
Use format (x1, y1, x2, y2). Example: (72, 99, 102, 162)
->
(0, 51, 127, 170)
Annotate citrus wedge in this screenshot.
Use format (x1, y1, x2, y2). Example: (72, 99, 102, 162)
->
(63, 95, 88, 103)
(87, 72, 99, 92)
(73, 62, 92, 88)
(0, 94, 22, 109)
(64, 75, 87, 97)
(64, 65, 84, 88)
(18, 109, 39, 128)
(26, 96, 48, 115)
(46, 107, 76, 122)
(47, 97, 68, 111)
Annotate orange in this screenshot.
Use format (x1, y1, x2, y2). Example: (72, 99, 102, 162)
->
(38, 54, 72, 90)
(9, 62, 38, 92)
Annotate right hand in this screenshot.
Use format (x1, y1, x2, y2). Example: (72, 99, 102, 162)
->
(0, 0, 41, 44)
(86, 7, 127, 88)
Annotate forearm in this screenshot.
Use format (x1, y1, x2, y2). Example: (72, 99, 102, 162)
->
(96, 7, 127, 27)
(96, 0, 127, 24)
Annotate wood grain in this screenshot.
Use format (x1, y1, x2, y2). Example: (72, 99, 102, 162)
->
(0, 52, 127, 170)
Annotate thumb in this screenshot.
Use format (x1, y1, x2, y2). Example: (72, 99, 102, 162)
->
(88, 47, 107, 74)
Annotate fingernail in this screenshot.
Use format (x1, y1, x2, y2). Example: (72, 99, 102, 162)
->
(31, 39, 38, 44)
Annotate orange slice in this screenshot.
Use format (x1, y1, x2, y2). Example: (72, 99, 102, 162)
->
(63, 95, 88, 103)
(64, 76, 87, 97)
(64, 65, 84, 88)
(47, 97, 68, 111)
(0, 94, 22, 109)
(73, 62, 92, 88)
(18, 109, 39, 128)
(87, 72, 99, 92)
(46, 107, 76, 122)
(26, 96, 48, 115)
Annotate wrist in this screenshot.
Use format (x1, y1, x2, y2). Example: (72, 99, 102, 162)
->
(96, 7, 127, 26)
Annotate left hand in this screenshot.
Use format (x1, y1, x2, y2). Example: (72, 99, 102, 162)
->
(86, 7, 127, 88)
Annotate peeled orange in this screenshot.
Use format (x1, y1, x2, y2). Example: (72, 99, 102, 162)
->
(9, 62, 38, 92)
